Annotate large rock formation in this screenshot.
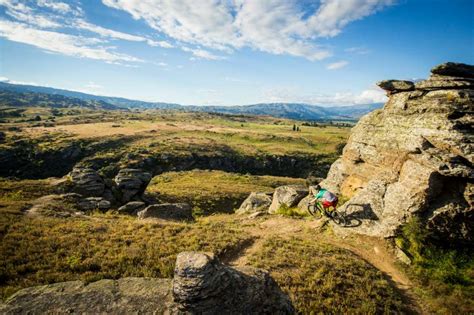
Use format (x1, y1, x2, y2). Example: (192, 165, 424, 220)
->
(321, 62, 473, 244)
(1, 252, 294, 314)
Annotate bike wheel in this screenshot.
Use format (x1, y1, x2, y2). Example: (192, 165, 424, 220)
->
(331, 211, 346, 226)
(308, 204, 323, 219)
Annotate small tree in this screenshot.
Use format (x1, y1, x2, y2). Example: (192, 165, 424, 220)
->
(297, 126, 300, 132)
(34, 115, 41, 121)
(292, 124, 296, 131)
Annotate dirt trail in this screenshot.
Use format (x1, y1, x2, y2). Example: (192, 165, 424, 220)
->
(224, 215, 425, 314)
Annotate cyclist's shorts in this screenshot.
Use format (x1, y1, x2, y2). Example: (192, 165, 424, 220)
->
(322, 197, 338, 208)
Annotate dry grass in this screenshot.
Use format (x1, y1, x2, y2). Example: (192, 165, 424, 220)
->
(146, 170, 305, 214)
(248, 237, 407, 314)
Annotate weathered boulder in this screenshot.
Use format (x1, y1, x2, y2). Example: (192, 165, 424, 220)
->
(236, 192, 272, 214)
(137, 203, 194, 221)
(0, 252, 293, 314)
(114, 168, 152, 203)
(269, 185, 307, 214)
(77, 197, 111, 211)
(69, 167, 105, 197)
(172, 252, 294, 314)
(118, 201, 146, 214)
(321, 62, 473, 244)
(0, 278, 172, 314)
(28, 193, 83, 217)
(377, 80, 415, 94)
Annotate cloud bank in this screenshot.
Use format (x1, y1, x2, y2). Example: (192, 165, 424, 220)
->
(102, 0, 394, 61)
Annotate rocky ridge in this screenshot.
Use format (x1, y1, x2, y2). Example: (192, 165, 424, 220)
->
(320, 62, 473, 244)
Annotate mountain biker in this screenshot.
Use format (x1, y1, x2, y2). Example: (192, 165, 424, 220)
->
(310, 185, 338, 211)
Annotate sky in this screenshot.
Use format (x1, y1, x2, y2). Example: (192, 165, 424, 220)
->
(0, 0, 472, 106)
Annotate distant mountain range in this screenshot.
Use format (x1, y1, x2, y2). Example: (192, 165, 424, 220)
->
(0, 81, 382, 120)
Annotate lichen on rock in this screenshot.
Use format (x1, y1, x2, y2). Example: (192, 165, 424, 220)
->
(321, 62, 473, 244)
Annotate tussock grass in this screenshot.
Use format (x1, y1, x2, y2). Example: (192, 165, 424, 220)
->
(0, 213, 250, 300)
(146, 170, 304, 215)
(248, 237, 406, 314)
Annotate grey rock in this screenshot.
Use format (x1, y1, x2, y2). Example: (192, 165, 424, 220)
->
(118, 201, 146, 214)
(172, 252, 294, 314)
(0, 278, 172, 314)
(377, 80, 415, 94)
(138, 203, 194, 221)
(114, 169, 152, 203)
(431, 62, 474, 78)
(396, 248, 412, 265)
(77, 197, 111, 211)
(269, 185, 308, 214)
(69, 167, 105, 197)
(236, 192, 272, 214)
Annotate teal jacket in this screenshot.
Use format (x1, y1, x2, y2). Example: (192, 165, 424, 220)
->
(314, 189, 337, 202)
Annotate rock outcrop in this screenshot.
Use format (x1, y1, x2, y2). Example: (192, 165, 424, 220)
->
(172, 252, 294, 314)
(236, 192, 272, 214)
(69, 167, 105, 197)
(114, 168, 152, 203)
(0, 252, 294, 314)
(138, 203, 194, 221)
(0, 278, 172, 314)
(269, 185, 308, 214)
(321, 62, 473, 244)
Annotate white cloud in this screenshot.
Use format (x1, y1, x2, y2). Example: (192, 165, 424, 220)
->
(345, 46, 371, 54)
(262, 85, 387, 105)
(102, 0, 393, 61)
(0, 19, 142, 63)
(0, 76, 40, 85)
(182, 47, 225, 60)
(326, 60, 348, 70)
(37, 0, 73, 14)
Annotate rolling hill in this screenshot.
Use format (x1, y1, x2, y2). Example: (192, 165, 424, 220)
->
(0, 81, 382, 120)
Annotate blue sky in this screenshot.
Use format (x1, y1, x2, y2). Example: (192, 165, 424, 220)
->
(0, 0, 472, 106)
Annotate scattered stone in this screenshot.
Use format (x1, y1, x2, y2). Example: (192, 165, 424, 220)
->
(321, 62, 473, 245)
(114, 169, 152, 203)
(172, 252, 294, 314)
(269, 185, 308, 214)
(69, 167, 105, 197)
(118, 201, 146, 214)
(396, 248, 412, 265)
(377, 80, 415, 94)
(236, 192, 272, 214)
(77, 197, 111, 211)
(137, 203, 194, 221)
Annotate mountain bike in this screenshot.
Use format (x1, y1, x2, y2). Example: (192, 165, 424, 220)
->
(307, 199, 346, 226)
